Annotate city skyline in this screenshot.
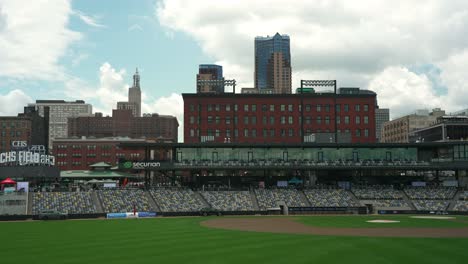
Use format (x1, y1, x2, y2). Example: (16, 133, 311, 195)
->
(1, 0, 468, 143)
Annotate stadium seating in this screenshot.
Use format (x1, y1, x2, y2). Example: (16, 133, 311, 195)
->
(32, 191, 96, 214)
(304, 188, 358, 207)
(255, 189, 309, 210)
(453, 201, 468, 211)
(458, 191, 468, 200)
(352, 185, 404, 199)
(97, 189, 152, 213)
(201, 191, 254, 211)
(412, 200, 450, 211)
(359, 199, 411, 209)
(404, 186, 456, 200)
(149, 189, 205, 212)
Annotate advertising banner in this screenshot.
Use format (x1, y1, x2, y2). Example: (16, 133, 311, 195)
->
(106, 213, 127, 219)
(119, 160, 173, 170)
(138, 212, 157, 218)
(16, 182, 29, 192)
(412, 181, 426, 187)
(277, 181, 288, 187)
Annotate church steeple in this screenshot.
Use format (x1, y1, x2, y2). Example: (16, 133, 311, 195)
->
(133, 68, 140, 89)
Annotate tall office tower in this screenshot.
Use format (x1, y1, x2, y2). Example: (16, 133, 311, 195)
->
(117, 68, 142, 117)
(375, 108, 390, 142)
(196, 64, 224, 93)
(28, 100, 92, 150)
(255, 33, 291, 94)
(128, 68, 142, 117)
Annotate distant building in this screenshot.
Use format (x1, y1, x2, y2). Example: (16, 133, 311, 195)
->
(451, 109, 468, 116)
(375, 108, 390, 142)
(381, 108, 445, 143)
(53, 137, 147, 170)
(413, 116, 468, 142)
(196, 64, 224, 93)
(255, 33, 291, 94)
(0, 106, 49, 153)
(28, 100, 92, 150)
(117, 68, 141, 117)
(183, 88, 377, 144)
(67, 109, 178, 142)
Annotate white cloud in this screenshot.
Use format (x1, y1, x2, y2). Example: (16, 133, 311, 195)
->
(368, 66, 441, 119)
(128, 24, 143, 32)
(0, 89, 33, 115)
(71, 53, 89, 66)
(156, 0, 468, 118)
(73, 10, 105, 28)
(143, 93, 184, 142)
(0, 0, 81, 80)
(437, 49, 468, 112)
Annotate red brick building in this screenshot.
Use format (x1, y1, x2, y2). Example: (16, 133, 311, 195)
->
(0, 106, 49, 153)
(67, 109, 178, 142)
(183, 89, 377, 143)
(52, 138, 171, 171)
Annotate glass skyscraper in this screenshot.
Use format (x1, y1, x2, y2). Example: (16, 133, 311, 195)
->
(197, 64, 224, 93)
(255, 33, 291, 93)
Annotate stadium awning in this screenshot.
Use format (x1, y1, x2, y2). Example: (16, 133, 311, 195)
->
(0, 177, 16, 185)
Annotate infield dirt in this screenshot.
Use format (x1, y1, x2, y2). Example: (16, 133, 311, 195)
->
(201, 217, 468, 238)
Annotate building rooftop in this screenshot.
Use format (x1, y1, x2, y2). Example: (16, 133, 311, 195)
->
(255, 33, 290, 40)
(35, 100, 87, 104)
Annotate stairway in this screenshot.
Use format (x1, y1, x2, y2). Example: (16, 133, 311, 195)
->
(447, 190, 462, 211)
(347, 189, 361, 206)
(298, 190, 312, 206)
(401, 190, 416, 210)
(27, 192, 33, 215)
(146, 192, 160, 212)
(194, 190, 211, 208)
(91, 191, 104, 213)
(249, 190, 260, 210)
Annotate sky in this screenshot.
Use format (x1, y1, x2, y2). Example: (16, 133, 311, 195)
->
(1, 0, 468, 142)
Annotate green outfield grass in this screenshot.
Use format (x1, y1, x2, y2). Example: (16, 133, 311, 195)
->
(1, 216, 467, 264)
(297, 215, 468, 228)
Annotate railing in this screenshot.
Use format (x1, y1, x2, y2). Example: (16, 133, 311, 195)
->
(173, 159, 432, 167)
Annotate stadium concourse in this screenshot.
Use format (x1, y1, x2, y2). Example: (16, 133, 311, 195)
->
(0, 185, 467, 217)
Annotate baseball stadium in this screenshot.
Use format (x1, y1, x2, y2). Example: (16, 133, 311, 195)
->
(1, 141, 468, 263)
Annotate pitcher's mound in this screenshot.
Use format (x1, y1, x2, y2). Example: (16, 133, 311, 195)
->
(366, 220, 400, 223)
